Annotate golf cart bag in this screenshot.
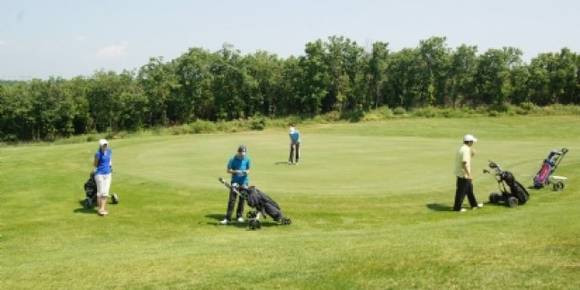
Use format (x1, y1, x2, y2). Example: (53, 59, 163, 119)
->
(484, 161, 530, 208)
(83, 172, 119, 209)
(533, 148, 568, 190)
(218, 178, 291, 230)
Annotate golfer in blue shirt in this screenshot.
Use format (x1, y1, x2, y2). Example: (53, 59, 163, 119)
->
(288, 124, 301, 164)
(220, 145, 251, 224)
(94, 139, 112, 216)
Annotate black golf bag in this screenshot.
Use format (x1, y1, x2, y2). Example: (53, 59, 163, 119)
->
(484, 161, 530, 208)
(83, 172, 118, 209)
(218, 178, 291, 229)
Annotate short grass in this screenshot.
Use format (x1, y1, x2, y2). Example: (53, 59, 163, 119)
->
(1, 115, 579, 289)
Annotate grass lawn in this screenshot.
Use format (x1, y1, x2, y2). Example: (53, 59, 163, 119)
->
(1, 115, 579, 289)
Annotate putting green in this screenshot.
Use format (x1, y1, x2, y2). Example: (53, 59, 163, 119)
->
(1, 116, 579, 289)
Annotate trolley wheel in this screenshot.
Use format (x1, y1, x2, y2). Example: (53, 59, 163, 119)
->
(280, 217, 292, 225)
(246, 211, 258, 219)
(489, 192, 502, 204)
(507, 196, 519, 208)
(553, 182, 565, 191)
(83, 198, 93, 209)
(248, 219, 261, 230)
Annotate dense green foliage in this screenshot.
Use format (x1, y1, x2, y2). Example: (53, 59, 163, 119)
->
(1, 36, 579, 141)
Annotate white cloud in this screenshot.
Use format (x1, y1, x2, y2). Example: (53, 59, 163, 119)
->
(75, 35, 87, 42)
(96, 42, 128, 58)
(0, 40, 6, 46)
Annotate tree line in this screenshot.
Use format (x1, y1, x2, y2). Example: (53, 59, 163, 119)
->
(1, 36, 579, 141)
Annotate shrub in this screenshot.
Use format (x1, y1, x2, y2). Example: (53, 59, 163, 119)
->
(190, 120, 217, 133)
(393, 107, 406, 115)
(363, 106, 393, 121)
(412, 106, 437, 118)
(249, 117, 266, 130)
(340, 109, 365, 122)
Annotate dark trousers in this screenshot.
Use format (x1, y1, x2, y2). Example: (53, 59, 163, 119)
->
(289, 143, 300, 163)
(453, 177, 478, 211)
(225, 189, 245, 220)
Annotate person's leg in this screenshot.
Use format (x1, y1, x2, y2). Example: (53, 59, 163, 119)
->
(101, 174, 111, 214)
(465, 179, 479, 207)
(289, 144, 295, 163)
(235, 196, 245, 220)
(225, 189, 237, 221)
(453, 177, 467, 211)
(95, 174, 105, 215)
(295, 143, 300, 163)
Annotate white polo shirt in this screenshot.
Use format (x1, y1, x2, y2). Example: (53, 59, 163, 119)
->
(454, 144, 472, 178)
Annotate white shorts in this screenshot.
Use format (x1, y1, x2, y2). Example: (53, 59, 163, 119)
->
(95, 173, 112, 198)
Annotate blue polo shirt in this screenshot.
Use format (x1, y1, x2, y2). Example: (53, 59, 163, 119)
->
(227, 155, 251, 185)
(290, 130, 301, 144)
(95, 148, 112, 175)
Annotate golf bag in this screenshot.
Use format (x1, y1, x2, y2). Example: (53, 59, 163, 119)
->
(533, 148, 568, 189)
(83, 172, 118, 209)
(484, 161, 530, 208)
(218, 178, 291, 229)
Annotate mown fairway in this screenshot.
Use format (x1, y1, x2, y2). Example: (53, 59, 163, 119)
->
(1, 116, 579, 289)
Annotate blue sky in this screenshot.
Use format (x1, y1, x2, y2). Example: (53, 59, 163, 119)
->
(1, 0, 579, 79)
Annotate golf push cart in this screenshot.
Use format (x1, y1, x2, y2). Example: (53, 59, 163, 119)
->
(83, 172, 119, 209)
(483, 161, 530, 208)
(218, 177, 291, 230)
(533, 148, 569, 191)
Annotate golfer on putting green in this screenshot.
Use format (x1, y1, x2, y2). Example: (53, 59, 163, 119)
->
(220, 145, 251, 225)
(94, 139, 112, 216)
(288, 124, 301, 164)
(453, 134, 483, 212)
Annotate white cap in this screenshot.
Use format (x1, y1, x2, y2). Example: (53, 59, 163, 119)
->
(463, 134, 477, 143)
(99, 139, 109, 146)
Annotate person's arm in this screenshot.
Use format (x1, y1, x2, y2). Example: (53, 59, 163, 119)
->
(227, 159, 242, 175)
(462, 149, 471, 179)
(227, 159, 234, 174)
(93, 152, 99, 172)
(462, 161, 471, 179)
(244, 159, 251, 175)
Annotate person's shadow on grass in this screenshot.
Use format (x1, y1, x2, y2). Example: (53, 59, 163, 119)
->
(274, 161, 290, 165)
(426, 203, 454, 212)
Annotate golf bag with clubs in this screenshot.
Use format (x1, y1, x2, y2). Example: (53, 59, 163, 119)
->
(484, 161, 530, 208)
(218, 177, 291, 230)
(83, 172, 119, 209)
(533, 148, 568, 190)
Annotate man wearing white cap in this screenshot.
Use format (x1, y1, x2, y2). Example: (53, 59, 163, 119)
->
(94, 139, 113, 216)
(453, 134, 483, 212)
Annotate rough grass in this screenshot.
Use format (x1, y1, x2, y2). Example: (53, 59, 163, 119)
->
(1, 115, 579, 289)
